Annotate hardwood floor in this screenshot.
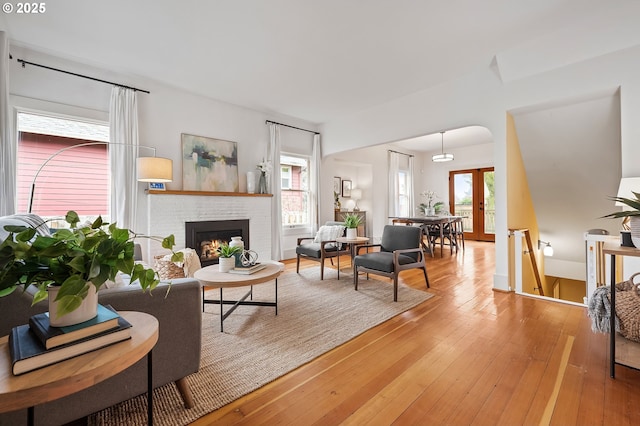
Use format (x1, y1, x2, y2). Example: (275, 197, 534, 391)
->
(192, 241, 640, 425)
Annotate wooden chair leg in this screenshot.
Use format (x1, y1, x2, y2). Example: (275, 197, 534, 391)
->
(296, 254, 300, 273)
(423, 267, 430, 288)
(175, 377, 195, 409)
(393, 274, 398, 302)
(354, 264, 359, 290)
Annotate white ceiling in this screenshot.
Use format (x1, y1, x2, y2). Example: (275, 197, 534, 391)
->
(1, 0, 633, 127)
(392, 126, 493, 153)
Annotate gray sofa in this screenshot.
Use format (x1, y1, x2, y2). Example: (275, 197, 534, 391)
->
(0, 214, 202, 425)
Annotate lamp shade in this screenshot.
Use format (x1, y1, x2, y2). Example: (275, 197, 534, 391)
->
(432, 153, 454, 162)
(616, 177, 640, 207)
(137, 157, 173, 182)
(351, 189, 362, 200)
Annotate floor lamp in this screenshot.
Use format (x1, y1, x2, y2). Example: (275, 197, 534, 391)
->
(28, 142, 172, 213)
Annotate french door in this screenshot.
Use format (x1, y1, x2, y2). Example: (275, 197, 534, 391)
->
(449, 168, 495, 242)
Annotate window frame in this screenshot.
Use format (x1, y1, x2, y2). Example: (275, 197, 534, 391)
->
(280, 152, 311, 231)
(14, 104, 111, 222)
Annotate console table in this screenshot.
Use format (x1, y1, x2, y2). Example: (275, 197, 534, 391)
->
(0, 311, 159, 425)
(603, 243, 640, 377)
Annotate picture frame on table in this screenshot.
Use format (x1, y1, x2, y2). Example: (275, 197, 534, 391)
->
(342, 179, 352, 198)
(333, 176, 341, 194)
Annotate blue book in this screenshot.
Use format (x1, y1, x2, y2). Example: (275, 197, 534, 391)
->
(29, 304, 120, 349)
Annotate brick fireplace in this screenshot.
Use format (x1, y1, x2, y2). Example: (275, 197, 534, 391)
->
(145, 192, 272, 264)
(185, 219, 249, 266)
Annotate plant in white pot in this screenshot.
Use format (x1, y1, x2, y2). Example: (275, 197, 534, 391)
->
(0, 211, 182, 326)
(343, 213, 362, 239)
(216, 243, 242, 272)
(602, 191, 640, 248)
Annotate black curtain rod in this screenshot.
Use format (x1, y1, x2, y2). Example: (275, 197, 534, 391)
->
(17, 59, 150, 94)
(265, 120, 319, 135)
(388, 149, 414, 157)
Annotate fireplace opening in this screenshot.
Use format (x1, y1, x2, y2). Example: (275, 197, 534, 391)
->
(185, 219, 249, 267)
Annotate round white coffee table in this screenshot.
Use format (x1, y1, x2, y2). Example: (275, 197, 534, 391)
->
(194, 262, 283, 332)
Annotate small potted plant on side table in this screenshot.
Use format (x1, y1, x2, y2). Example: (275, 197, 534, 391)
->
(343, 213, 363, 239)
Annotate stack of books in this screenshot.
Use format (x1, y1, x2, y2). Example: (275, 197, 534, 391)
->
(9, 304, 132, 375)
(229, 262, 267, 275)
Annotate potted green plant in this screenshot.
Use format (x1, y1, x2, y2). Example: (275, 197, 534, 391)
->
(216, 243, 242, 272)
(602, 191, 640, 247)
(0, 211, 182, 326)
(419, 190, 438, 216)
(343, 213, 362, 239)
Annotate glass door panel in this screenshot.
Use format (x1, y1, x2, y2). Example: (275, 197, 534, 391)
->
(482, 170, 496, 238)
(452, 172, 474, 234)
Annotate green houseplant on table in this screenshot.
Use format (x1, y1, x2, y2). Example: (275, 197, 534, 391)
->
(343, 213, 363, 239)
(0, 210, 182, 326)
(602, 190, 640, 248)
(216, 242, 242, 272)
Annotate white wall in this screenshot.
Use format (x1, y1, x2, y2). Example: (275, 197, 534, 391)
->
(320, 44, 640, 291)
(8, 46, 317, 240)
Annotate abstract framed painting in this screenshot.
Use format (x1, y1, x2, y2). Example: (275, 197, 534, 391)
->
(181, 133, 239, 192)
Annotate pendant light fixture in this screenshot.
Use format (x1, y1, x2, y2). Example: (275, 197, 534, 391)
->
(432, 131, 454, 162)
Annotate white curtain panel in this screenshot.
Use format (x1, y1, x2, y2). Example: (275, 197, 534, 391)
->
(268, 123, 283, 260)
(310, 133, 321, 233)
(407, 154, 415, 215)
(0, 31, 15, 215)
(109, 87, 139, 230)
(388, 151, 401, 216)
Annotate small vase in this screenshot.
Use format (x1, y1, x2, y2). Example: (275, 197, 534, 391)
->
(425, 207, 435, 216)
(258, 171, 267, 194)
(219, 257, 235, 272)
(48, 283, 98, 327)
(229, 236, 244, 267)
(246, 171, 256, 194)
(346, 228, 358, 239)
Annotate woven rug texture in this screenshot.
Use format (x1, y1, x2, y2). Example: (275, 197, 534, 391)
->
(90, 268, 433, 425)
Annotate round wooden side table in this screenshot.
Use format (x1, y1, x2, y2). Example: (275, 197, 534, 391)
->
(0, 311, 159, 425)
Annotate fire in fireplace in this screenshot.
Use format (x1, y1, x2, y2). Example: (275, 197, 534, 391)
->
(185, 219, 250, 267)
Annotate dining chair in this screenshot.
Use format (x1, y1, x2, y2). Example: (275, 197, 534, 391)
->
(423, 218, 458, 254)
(353, 225, 429, 301)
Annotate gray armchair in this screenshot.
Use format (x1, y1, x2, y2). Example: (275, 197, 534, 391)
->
(296, 221, 350, 280)
(353, 225, 430, 301)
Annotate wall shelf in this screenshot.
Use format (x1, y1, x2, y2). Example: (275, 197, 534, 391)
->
(148, 190, 272, 197)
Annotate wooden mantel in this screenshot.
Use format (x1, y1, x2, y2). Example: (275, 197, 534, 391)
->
(148, 190, 272, 197)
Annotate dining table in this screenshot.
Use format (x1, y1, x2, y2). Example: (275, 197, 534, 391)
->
(389, 215, 463, 256)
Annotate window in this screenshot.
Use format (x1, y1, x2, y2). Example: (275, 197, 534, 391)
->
(280, 154, 310, 228)
(397, 170, 411, 217)
(16, 112, 110, 226)
(281, 165, 292, 189)
(388, 151, 414, 217)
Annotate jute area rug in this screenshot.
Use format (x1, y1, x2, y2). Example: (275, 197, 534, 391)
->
(90, 268, 433, 425)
